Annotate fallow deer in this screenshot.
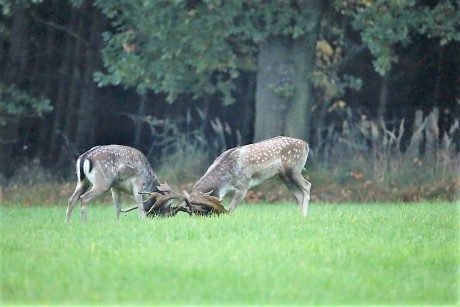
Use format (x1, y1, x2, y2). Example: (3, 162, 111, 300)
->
(66, 145, 185, 222)
(127, 136, 312, 216)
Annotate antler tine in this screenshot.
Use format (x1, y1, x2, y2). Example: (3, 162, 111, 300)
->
(138, 191, 158, 204)
(183, 190, 194, 215)
(191, 192, 228, 215)
(169, 203, 192, 216)
(142, 182, 186, 215)
(157, 182, 183, 197)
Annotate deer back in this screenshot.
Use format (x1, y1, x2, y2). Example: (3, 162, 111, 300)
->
(242, 136, 308, 170)
(77, 145, 160, 193)
(191, 147, 241, 198)
(191, 136, 309, 198)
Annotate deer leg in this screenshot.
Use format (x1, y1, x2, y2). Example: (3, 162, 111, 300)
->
(281, 169, 311, 216)
(79, 184, 111, 222)
(291, 173, 311, 217)
(111, 189, 122, 220)
(280, 176, 304, 207)
(228, 189, 248, 213)
(66, 181, 89, 223)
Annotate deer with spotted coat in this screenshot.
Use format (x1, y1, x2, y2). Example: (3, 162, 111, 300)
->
(66, 145, 186, 222)
(125, 136, 312, 216)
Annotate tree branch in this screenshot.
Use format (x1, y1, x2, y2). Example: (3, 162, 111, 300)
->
(29, 11, 89, 47)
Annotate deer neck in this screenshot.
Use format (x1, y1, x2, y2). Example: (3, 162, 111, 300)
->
(192, 177, 222, 198)
(192, 147, 241, 199)
(146, 177, 160, 191)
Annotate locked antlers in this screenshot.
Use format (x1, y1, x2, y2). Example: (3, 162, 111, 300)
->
(142, 183, 228, 216)
(139, 183, 189, 215)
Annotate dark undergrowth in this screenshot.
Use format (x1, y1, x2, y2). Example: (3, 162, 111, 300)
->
(1, 109, 458, 205)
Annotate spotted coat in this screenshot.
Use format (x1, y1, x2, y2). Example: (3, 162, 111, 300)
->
(190, 136, 311, 216)
(66, 145, 165, 222)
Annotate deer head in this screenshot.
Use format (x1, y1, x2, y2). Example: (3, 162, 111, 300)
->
(140, 183, 192, 216)
(183, 190, 229, 215)
(140, 183, 228, 216)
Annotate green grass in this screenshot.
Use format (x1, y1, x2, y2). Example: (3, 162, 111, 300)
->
(1, 202, 458, 305)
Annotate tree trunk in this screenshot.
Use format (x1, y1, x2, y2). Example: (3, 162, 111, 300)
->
(58, 5, 93, 167)
(0, 4, 29, 177)
(37, 1, 59, 160)
(284, 36, 317, 141)
(74, 6, 103, 151)
(49, 6, 77, 159)
(253, 37, 292, 141)
(62, 12, 85, 148)
(433, 45, 443, 108)
(254, 0, 324, 142)
(238, 71, 255, 143)
(133, 93, 147, 148)
(377, 72, 390, 123)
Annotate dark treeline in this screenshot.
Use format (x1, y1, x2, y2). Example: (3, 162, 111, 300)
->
(0, 0, 459, 180)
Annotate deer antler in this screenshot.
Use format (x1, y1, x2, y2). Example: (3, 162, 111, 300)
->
(140, 183, 187, 215)
(187, 191, 228, 215)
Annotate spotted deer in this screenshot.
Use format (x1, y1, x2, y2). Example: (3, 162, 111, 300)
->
(66, 145, 185, 222)
(127, 136, 312, 216)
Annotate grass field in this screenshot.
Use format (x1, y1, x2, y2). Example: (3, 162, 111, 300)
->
(1, 202, 458, 305)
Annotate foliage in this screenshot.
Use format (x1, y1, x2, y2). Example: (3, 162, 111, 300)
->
(0, 1, 54, 124)
(94, 0, 325, 105)
(94, 0, 459, 103)
(338, 0, 460, 75)
(0, 0, 44, 15)
(0, 83, 52, 124)
(0, 0, 12, 15)
(0, 0, 86, 14)
(1, 203, 458, 305)
(312, 37, 363, 108)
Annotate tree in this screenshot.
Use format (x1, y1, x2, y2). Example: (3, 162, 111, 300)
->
(345, 0, 460, 76)
(342, 0, 460, 120)
(253, 1, 325, 141)
(1, 0, 111, 176)
(0, 2, 52, 177)
(1, 0, 457, 178)
(73, 3, 105, 151)
(95, 0, 327, 142)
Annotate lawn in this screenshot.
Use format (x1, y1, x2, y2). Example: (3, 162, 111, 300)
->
(1, 202, 458, 305)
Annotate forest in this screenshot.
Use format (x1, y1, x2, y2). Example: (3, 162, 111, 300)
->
(0, 0, 459, 201)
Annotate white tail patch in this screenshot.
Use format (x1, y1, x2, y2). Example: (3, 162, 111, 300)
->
(76, 158, 82, 182)
(83, 159, 93, 181)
